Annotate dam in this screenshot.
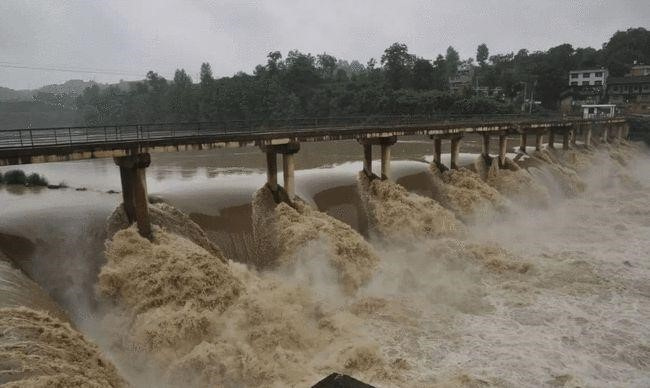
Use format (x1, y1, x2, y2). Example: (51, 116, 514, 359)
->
(0, 115, 648, 387)
(0, 115, 628, 237)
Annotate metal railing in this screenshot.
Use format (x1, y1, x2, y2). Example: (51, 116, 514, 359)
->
(0, 113, 562, 150)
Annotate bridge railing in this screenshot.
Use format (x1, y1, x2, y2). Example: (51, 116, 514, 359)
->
(0, 113, 568, 149)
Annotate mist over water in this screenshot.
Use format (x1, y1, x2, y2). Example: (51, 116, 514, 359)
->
(1, 138, 649, 386)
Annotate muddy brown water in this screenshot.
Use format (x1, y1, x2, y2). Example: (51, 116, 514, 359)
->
(1, 136, 649, 387)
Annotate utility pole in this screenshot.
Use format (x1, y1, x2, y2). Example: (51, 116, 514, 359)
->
(529, 81, 536, 114)
(520, 82, 527, 112)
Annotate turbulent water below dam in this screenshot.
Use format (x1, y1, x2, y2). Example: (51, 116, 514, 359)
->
(1, 135, 649, 387)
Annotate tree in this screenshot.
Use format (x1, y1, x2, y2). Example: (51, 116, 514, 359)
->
(476, 43, 489, 66)
(381, 42, 415, 89)
(431, 54, 448, 90)
(169, 69, 196, 121)
(412, 58, 434, 90)
(317, 53, 338, 79)
(602, 27, 650, 76)
(266, 51, 284, 75)
(198, 63, 216, 119)
(200, 62, 214, 87)
(445, 46, 460, 77)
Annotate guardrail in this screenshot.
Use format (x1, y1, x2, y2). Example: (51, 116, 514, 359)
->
(0, 113, 562, 149)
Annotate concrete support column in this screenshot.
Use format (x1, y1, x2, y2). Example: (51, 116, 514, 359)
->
(282, 153, 295, 201)
(623, 123, 630, 139)
(363, 143, 372, 177)
(118, 166, 136, 223)
(133, 168, 151, 239)
(602, 126, 609, 143)
(450, 136, 462, 169)
(380, 140, 393, 180)
(519, 133, 527, 153)
(535, 133, 543, 151)
(584, 128, 592, 148)
(548, 130, 555, 149)
(562, 131, 570, 150)
(616, 125, 624, 142)
(498, 135, 507, 167)
(114, 153, 152, 239)
(481, 133, 490, 159)
(360, 137, 396, 180)
(570, 129, 577, 147)
(433, 138, 442, 166)
(260, 141, 300, 203)
(265, 151, 278, 192)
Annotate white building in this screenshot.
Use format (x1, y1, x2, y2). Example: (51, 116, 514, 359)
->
(581, 104, 616, 119)
(569, 69, 608, 87)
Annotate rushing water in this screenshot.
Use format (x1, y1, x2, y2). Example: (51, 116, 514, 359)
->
(1, 135, 649, 387)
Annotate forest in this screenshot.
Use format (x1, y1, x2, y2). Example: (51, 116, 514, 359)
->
(7, 27, 650, 128)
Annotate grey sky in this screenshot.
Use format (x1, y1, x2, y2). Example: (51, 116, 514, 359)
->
(0, 0, 648, 90)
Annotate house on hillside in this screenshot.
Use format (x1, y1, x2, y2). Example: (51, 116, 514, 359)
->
(607, 75, 650, 113)
(473, 86, 504, 100)
(628, 63, 650, 76)
(561, 68, 609, 114)
(568, 69, 608, 87)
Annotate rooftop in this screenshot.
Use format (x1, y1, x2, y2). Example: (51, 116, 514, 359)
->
(569, 69, 607, 73)
(607, 76, 650, 85)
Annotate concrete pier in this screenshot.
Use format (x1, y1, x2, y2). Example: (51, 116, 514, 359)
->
(359, 136, 396, 180)
(519, 134, 527, 153)
(481, 133, 490, 160)
(283, 153, 295, 200)
(261, 141, 300, 202)
(584, 127, 592, 148)
(265, 151, 278, 192)
(602, 125, 609, 143)
(562, 131, 570, 150)
(535, 133, 543, 151)
(433, 138, 442, 166)
(114, 153, 152, 238)
(570, 129, 577, 147)
(450, 136, 462, 170)
(380, 141, 391, 180)
(498, 134, 507, 167)
(548, 130, 555, 149)
(362, 143, 372, 177)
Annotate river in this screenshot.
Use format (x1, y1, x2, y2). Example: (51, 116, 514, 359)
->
(0, 135, 649, 387)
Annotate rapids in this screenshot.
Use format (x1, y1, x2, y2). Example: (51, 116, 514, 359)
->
(1, 137, 649, 387)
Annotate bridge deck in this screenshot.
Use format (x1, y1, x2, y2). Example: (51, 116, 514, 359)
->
(0, 115, 624, 166)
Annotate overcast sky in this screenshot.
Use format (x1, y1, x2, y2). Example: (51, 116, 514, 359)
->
(0, 0, 648, 90)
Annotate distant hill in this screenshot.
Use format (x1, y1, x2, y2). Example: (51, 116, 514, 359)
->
(37, 79, 100, 96)
(0, 86, 33, 102)
(0, 78, 144, 129)
(0, 78, 141, 103)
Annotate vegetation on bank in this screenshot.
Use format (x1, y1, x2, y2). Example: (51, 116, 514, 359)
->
(0, 170, 49, 187)
(73, 27, 650, 125)
(0, 27, 648, 130)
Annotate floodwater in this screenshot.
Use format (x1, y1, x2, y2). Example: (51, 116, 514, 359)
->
(0, 134, 649, 387)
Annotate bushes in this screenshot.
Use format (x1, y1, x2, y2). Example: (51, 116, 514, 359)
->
(3, 170, 26, 185)
(1, 170, 49, 187)
(26, 173, 48, 186)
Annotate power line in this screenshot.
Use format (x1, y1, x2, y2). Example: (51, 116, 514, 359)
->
(0, 61, 145, 77)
